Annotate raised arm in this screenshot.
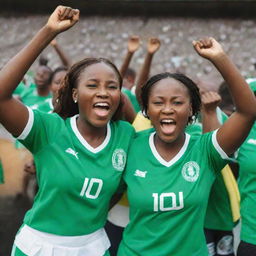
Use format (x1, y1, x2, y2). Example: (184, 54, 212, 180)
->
(0, 6, 79, 137)
(119, 35, 140, 78)
(193, 37, 256, 155)
(50, 38, 72, 68)
(201, 91, 222, 133)
(135, 37, 161, 106)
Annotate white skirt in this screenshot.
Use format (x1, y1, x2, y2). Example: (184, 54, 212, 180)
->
(14, 225, 110, 256)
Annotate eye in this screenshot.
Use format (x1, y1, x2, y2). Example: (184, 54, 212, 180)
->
(108, 84, 118, 90)
(153, 101, 163, 105)
(86, 84, 97, 88)
(173, 101, 183, 105)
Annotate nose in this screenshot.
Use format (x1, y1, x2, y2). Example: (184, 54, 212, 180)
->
(96, 87, 108, 98)
(162, 103, 174, 114)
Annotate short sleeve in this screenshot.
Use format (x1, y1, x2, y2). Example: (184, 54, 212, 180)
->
(17, 108, 64, 154)
(201, 130, 229, 172)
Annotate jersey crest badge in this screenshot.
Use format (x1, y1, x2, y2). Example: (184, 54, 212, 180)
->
(112, 149, 126, 171)
(181, 161, 200, 182)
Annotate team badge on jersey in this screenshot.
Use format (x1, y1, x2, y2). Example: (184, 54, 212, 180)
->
(112, 149, 126, 171)
(181, 161, 200, 182)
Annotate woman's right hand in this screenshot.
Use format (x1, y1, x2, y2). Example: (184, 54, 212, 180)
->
(46, 6, 80, 34)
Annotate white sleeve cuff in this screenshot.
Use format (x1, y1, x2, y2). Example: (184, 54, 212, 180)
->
(212, 129, 229, 159)
(16, 107, 34, 140)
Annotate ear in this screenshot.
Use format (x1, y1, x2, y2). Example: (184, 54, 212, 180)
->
(72, 88, 78, 103)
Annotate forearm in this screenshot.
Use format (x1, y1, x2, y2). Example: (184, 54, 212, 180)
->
(211, 54, 256, 117)
(135, 53, 153, 104)
(53, 44, 71, 68)
(120, 52, 133, 77)
(0, 25, 57, 100)
(202, 109, 221, 133)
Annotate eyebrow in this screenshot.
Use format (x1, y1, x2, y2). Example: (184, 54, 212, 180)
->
(152, 95, 184, 99)
(87, 78, 118, 83)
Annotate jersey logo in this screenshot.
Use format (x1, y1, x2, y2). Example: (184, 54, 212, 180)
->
(65, 148, 79, 159)
(112, 149, 126, 171)
(30, 104, 39, 110)
(181, 161, 200, 182)
(134, 169, 147, 178)
(247, 138, 256, 145)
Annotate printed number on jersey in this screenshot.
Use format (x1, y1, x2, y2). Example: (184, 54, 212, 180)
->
(80, 178, 103, 199)
(152, 192, 184, 212)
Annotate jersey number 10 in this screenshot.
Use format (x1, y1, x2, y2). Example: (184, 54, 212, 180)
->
(152, 192, 184, 212)
(80, 178, 103, 199)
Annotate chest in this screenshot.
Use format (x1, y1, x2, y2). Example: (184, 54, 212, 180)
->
(34, 131, 127, 199)
(125, 150, 215, 213)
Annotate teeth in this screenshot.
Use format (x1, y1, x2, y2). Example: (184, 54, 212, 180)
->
(94, 102, 109, 107)
(161, 119, 175, 124)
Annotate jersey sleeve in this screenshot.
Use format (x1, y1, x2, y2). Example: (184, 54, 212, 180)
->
(201, 130, 229, 172)
(16, 107, 63, 154)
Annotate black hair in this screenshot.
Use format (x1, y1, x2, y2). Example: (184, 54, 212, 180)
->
(218, 81, 234, 112)
(141, 72, 201, 124)
(124, 68, 136, 79)
(50, 66, 68, 84)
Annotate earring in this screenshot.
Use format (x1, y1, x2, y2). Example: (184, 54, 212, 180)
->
(74, 99, 77, 103)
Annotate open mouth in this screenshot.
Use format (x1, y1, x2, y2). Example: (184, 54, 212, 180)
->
(93, 102, 111, 117)
(160, 119, 176, 134)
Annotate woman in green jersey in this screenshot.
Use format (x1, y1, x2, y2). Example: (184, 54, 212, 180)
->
(0, 6, 134, 256)
(236, 81, 256, 256)
(117, 38, 256, 256)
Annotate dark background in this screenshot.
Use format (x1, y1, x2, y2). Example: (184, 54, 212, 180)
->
(1, 0, 256, 18)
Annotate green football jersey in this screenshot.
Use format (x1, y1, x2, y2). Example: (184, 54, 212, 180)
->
(203, 109, 234, 230)
(20, 84, 52, 109)
(37, 98, 53, 113)
(18, 108, 134, 236)
(237, 122, 256, 245)
(204, 172, 234, 230)
(118, 129, 227, 256)
(122, 88, 140, 113)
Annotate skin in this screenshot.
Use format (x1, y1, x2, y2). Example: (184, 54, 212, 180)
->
(34, 65, 52, 95)
(119, 35, 140, 79)
(0, 6, 79, 136)
(201, 91, 222, 133)
(193, 37, 256, 156)
(136, 37, 161, 106)
(72, 62, 121, 148)
(145, 37, 256, 165)
(51, 70, 67, 94)
(147, 78, 192, 161)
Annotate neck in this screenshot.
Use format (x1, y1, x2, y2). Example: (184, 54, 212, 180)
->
(37, 87, 50, 96)
(76, 117, 107, 148)
(154, 133, 186, 162)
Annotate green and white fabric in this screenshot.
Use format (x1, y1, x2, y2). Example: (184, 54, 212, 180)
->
(118, 128, 228, 256)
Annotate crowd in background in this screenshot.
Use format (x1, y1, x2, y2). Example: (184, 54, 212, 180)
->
(0, 6, 256, 256)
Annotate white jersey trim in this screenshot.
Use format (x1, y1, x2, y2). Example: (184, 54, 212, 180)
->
(70, 115, 111, 153)
(212, 129, 229, 159)
(149, 132, 190, 167)
(16, 107, 34, 140)
(14, 224, 110, 256)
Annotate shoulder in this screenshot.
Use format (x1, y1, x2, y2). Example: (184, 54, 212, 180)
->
(133, 128, 154, 143)
(33, 109, 64, 126)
